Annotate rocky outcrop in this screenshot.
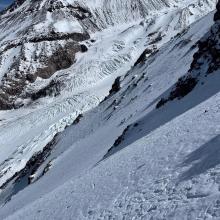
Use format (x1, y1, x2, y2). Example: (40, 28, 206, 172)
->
(109, 77, 121, 96)
(0, 133, 58, 205)
(214, 0, 220, 21)
(0, 39, 89, 109)
(134, 48, 154, 66)
(156, 1, 220, 108)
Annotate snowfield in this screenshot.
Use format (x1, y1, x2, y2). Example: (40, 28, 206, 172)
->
(4, 88, 220, 220)
(0, 0, 219, 219)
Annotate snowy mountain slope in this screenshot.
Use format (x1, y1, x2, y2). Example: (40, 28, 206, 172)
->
(5, 86, 220, 220)
(0, 3, 219, 219)
(0, 0, 216, 109)
(0, 0, 216, 201)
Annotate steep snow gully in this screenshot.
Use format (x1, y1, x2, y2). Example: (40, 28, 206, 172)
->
(0, 0, 220, 219)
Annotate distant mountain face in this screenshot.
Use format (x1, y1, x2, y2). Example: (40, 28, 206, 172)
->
(0, 0, 216, 109)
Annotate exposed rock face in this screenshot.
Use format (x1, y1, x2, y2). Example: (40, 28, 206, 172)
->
(0, 0, 91, 109)
(109, 77, 121, 96)
(214, 0, 220, 21)
(157, 1, 220, 108)
(0, 40, 89, 109)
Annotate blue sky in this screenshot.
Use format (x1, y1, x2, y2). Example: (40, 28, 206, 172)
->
(0, 0, 14, 10)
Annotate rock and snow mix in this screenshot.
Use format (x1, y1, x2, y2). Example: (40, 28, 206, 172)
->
(0, 0, 219, 219)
